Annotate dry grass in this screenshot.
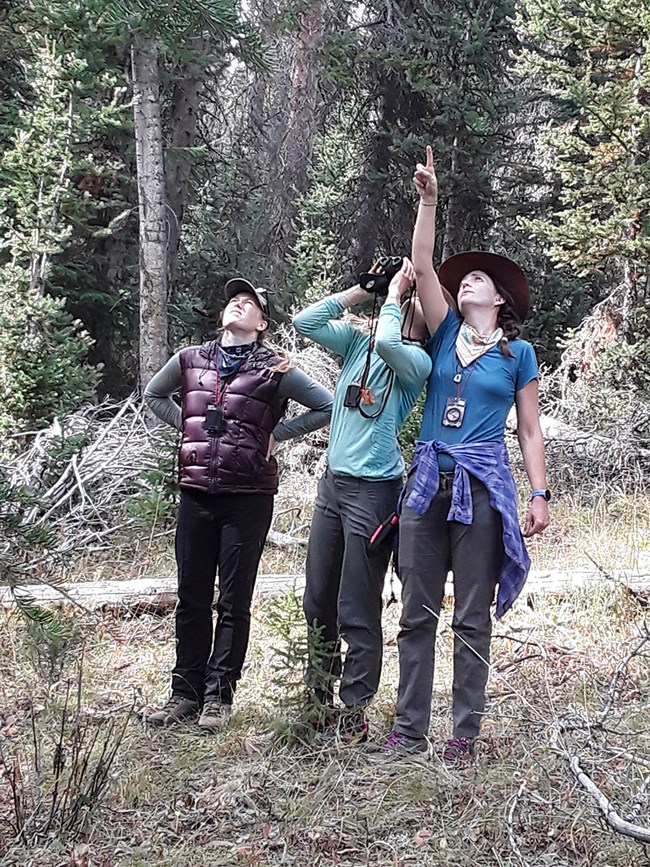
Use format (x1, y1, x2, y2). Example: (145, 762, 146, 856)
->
(3, 400, 650, 864)
(68, 475, 650, 584)
(1, 576, 650, 866)
(524, 490, 650, 572)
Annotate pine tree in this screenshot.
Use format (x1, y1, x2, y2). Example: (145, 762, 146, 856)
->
(285, 0, 524, 293)
(97, 0, 265, 388)
(518, 0, 650, 387)
(0, 35, 100, 437)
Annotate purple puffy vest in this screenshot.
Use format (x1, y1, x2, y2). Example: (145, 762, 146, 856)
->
(178, 343, 286, 495)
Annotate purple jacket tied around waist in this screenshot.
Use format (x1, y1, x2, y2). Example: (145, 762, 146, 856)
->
(406, 439, 531, 618)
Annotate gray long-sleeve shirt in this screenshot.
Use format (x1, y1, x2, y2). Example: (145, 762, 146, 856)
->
(144, 351, 332, 441)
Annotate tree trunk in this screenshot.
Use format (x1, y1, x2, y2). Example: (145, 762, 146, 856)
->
(442, 132, 462, 262)
(166, 39, 204, 289)
(131, 34, 169, 393)
(247, 0, 276, 142)
(267, 0, 324, 297)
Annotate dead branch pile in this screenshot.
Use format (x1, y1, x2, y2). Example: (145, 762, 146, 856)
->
(516, 324, 650, 495)
(554, 620, 650, 845)
(506, 407, 650, 497)
(0, 335, 340, 577)
(5, 396, 164, 555)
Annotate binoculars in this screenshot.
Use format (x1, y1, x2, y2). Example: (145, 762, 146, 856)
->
(358, 256, 404, 297)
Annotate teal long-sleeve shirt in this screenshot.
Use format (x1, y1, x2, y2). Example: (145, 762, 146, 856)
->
(293, 294, 432, 480)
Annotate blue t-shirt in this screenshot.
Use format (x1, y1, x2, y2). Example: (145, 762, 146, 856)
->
(420, 309, 538, 466)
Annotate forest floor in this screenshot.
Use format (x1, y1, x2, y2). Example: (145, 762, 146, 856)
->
(1, 491, 650, 866)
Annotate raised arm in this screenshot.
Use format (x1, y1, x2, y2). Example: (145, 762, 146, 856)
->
(375, 258, 432, 389)
(412, 146, 449, 334)
(292, 286, 367, 357)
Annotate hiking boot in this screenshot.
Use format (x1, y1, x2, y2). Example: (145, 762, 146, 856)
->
(306, 703, 339, 733)
(370, 730, 431, 763)
(442, 736, 475, 766)
(198, 701, 232, 734)
(145, 695, 200, 727)
(337, 707, 368, 745)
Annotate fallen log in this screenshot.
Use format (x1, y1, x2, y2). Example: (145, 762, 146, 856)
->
(0, 574, 304, 612)
(1, 570, 648, 613)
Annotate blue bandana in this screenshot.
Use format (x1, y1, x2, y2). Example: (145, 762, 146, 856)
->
(217, 342, 256, 378)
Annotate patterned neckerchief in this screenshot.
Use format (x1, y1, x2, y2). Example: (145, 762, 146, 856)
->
(218, 341, 256, 378)
(455, 322, 503, 367)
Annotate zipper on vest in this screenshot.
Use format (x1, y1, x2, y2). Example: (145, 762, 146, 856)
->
(208, 427, 219, 494)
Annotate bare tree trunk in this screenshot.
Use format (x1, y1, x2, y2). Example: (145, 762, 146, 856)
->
(131, 34, 169, 393)
(166, 39, 204, 289)
(441, 132, 461, 262)
(267, 0, 324, 296)
(247, 0, 276, 141)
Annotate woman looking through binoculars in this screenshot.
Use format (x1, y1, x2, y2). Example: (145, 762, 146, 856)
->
(293, 257, 431, 743)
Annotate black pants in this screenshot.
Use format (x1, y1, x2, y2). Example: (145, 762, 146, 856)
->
(303, 467, 401, 708)
(172, 488, 274, 704)
(395, 473, 503, 740)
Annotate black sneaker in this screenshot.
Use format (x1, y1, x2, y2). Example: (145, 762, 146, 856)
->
(145, 695, 200, 727)
(306, 703, 339, 733)
(198, 701, 232, 734)
(337, 707, 368, 745)
(370, 729, 431, 762)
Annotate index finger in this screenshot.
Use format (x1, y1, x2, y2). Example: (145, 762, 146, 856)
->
(426, 145, 433, 171)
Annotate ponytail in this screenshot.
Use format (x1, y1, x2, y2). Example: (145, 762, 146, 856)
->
(494, 279, 523, 357)
(500, 336, 515, 359)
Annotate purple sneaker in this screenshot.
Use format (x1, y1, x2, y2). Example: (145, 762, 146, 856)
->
(370, 729, 431, 762)
(442, 736, 475, 766)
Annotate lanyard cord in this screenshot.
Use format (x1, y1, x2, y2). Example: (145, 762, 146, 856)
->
(213, 349, 226, 404)
(359, 368, 395, 419)
(358, 292, 381, 390)
(401, 288, 416, 340)
(356, 292, 395, 420)
(454, 356, 480, 399)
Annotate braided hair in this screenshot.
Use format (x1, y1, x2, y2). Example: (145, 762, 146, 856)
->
(493, 278, 523, 359)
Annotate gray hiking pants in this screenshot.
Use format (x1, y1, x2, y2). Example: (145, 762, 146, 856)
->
(303, 467, 401, 708)
(394, 472, 503, 740)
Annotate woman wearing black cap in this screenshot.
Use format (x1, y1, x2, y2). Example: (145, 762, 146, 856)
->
(143, 279, 332, 733)
(378, 148, 550, 764)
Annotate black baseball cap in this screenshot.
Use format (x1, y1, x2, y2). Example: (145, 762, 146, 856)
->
(224, 278, 271, 319)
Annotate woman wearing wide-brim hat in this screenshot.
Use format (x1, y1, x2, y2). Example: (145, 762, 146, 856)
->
(377, 147, 550, 765)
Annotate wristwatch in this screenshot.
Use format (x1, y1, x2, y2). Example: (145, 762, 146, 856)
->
(530, 489, 551, 502)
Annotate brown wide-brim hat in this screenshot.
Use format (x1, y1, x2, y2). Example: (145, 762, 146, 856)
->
(438, 251, 529, 323)
(224, 278, 271, 319)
